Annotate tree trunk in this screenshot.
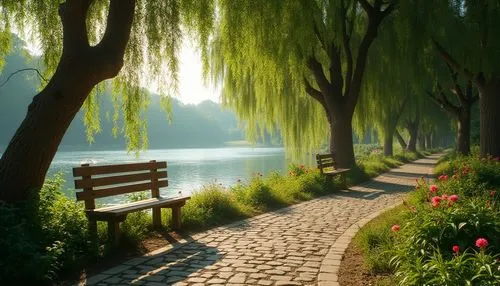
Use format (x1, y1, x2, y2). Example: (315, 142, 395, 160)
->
(329, 112, 355, 168)
(480, 77, 500, 158)
(425, 134, 432, 149)
(456, 109, 471, 155)
(418, 135, 426, 151)
(406, 123, 419, 152)
(383, 132, 394, 157)
(394, 129, 407, 150)
(0, 0, 136, 202)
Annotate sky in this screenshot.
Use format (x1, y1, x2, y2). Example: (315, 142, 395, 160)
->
(176, 42, 220, 105)
(24, 36, 221, 105)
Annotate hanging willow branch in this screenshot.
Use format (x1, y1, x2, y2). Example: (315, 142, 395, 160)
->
(0, 68, 48, 88)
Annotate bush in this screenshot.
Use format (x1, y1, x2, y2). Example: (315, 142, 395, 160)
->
(0, 174, 92, 284)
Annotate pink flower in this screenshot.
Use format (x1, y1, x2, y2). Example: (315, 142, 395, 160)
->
(452, 245, 460, 253)
(475, 238, 489, 249)
(391, 224, 400, 232)
(429, 185, 439, 193)
(431, 196, 441, 208)
(438, 174, 448, 181)
(441, 194, 448, 200)
(449, 195, 459, 202)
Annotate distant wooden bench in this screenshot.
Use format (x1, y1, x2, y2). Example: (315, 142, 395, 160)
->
(73, 160, 190, 245)
(316, 153, 350, 188)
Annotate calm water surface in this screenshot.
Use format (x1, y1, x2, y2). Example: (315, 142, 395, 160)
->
(47, 147, 295, 203)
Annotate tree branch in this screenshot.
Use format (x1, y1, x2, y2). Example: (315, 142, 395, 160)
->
(95, 0, 136, 78)
(307, 55, 334, 96)
(427, 86, 459, 117)
(433, 40, 485, 94)
(59, 0, 94, 54)
(341, 0, 353, 96)
(0, 68, 48, 88)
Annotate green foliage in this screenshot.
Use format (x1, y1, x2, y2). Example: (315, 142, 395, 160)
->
(0, 174, 91, 284)
(0, 0, 216, 152)
(352, 152, 500, 285)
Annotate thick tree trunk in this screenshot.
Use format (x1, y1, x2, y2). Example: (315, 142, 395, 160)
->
(383, 132, 394, 157)
(456, 109, 471, 155)
(425, 134, 432, 149)
(394, 129, 407, 150)
(329, 112, 355, 168)
(406, 124, 419, 152)
(418, 135, 426, 151)
(480, 77, 500, 158)
(0, 0, 136, 202)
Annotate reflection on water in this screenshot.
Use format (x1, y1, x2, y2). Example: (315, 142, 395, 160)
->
(46, 147, 315, 204)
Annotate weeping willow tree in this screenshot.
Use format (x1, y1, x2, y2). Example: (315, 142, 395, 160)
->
(427, 63, 478, 155)
(0, 0, 214, 202)
(400, 0, 500, 157)
(208, 0, 395, 168)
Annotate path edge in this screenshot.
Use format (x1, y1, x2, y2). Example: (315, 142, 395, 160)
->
(317, 200, 403, 286)
(319, 153, 442, 286)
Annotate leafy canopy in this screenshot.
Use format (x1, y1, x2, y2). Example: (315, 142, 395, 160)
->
(0, 0, 214, 151)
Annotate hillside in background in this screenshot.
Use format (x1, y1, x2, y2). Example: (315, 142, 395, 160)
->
(0, 39, 248, 151)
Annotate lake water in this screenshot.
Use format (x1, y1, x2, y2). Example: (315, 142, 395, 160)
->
(47, 147, 297, 204)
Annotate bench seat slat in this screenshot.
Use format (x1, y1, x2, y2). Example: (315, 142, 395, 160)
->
(86, 196, 190, 217)
(73, 161, 167, 177)
(318, 162, 335, 168)
(75, 171, 167, 189)
(322, 168, 350, 175)
(316, 153, 333, 160)
(76, 180, 168, 201)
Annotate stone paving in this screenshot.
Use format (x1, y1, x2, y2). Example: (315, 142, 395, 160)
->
(81, 154, 442, 286)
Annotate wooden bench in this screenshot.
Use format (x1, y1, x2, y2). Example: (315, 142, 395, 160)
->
(316, 153, 350, 188)
(73, 160, 190, 245)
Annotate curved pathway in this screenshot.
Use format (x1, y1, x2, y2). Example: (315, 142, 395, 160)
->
(81, 153, 442, 286)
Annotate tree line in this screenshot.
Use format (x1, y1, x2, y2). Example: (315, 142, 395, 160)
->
(0, 0, 498, 202)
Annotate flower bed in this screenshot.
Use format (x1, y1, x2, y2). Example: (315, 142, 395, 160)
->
(350, 152, 500, 285)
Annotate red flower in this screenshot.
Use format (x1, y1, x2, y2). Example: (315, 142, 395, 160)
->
(449, 194, 459, 202)
(441, 194, 448, 200)
(431, 196, 441, 207)
(438, 174, 448, 181)
(429, 185, 439, 193)
(391, 224, 400, 232)
(452, 245, 460, 253)
(475, 238, 489, 249)
(490, 190, 497, 197)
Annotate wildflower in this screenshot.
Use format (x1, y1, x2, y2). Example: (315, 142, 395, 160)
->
(490, 190, 497, 197)
(449, 194, 459, 202)
(391, 224, 400, 232)
(452, 245, 460, 253)
(300, 165, 305, 169)
(431, 196, 441, 207)
(429, 185, 439, 193)
(438, 174, 448, 181)
(475, 238, 489, 249)
(441, 194, 448, 200)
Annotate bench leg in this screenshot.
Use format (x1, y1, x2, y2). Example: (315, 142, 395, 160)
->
(171, 206, 182, 230)
(152, 207, 162, 228)
(108, 218, 122, 246)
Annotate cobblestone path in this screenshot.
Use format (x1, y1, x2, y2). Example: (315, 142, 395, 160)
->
(82, 154, 442, 286)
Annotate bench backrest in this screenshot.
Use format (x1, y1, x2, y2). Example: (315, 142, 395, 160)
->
(73, 160, 167, 210)
(316, 153, 335, 174)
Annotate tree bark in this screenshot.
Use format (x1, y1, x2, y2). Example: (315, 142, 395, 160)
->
(383, 131, 394, 156)
(425, 134, 432, 149)
(0, 0, 136, 202)
(418, 135, 426, 151)
(406, 117, 419, 153)
(329, 111, 356, 168)
(394, 129, 407, 150)
(456, 109, 471, 155)
(480, 77, 500, 158)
